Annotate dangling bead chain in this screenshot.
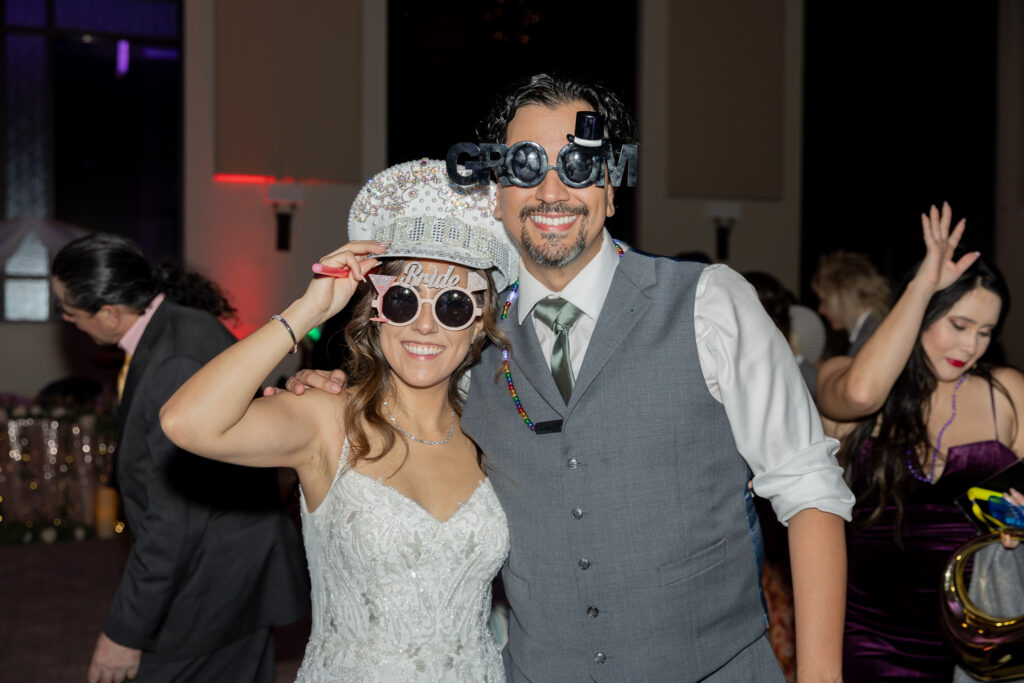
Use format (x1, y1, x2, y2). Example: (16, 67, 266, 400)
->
(500, 241, 624, 431)
(906, 374, 968, 483)
(382, 399, 455, 446)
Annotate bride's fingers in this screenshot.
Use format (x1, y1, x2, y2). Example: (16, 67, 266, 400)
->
(319, 240, 391, 262)
(319, 250, 365, 276)
(354, 257, 380, 280)
(319, 243, 389, 281)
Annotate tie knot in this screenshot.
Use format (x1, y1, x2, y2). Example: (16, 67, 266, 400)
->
(532, 297, 583, 333)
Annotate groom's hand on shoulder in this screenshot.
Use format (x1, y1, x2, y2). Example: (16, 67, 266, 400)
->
(262, 369, 347, 397)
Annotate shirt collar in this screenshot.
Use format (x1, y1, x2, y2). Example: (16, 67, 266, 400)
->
(516, 230, 621, 324)
(848, 308, 872, 343)
(118, 293, 165, 355)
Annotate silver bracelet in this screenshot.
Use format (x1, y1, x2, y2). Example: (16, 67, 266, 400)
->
(271, 314, 299, 354)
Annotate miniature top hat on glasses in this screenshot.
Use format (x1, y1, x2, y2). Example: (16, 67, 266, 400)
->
(348, 158, 518, 291)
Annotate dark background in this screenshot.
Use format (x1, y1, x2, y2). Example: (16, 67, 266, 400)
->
(9, 0, 1001, 302)
(387, 0, 640, 246)
(53, 34, 182, 262)
(800, 1, 997, 302)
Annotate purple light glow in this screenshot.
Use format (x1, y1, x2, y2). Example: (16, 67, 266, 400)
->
(116, 39, 130, 77)
(140, 46, 179, 61)
(6, 0, 47, 27)
(55, 0, 178, 39)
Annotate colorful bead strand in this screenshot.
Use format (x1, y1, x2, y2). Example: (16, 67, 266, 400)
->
(499, 240, 624, 431)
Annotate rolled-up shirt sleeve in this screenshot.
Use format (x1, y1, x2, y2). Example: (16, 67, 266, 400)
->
(694, 264, 855, 524)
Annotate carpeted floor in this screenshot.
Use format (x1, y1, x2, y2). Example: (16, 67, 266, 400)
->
(0, 537, 309, 682)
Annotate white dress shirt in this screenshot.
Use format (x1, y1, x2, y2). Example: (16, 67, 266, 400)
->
(515, 231, 854, 524)
(848, 308, 873, 344)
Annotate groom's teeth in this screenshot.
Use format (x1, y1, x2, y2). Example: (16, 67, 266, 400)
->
(532, 215, 575, 226)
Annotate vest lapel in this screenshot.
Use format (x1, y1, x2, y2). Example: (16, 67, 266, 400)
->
(569, 252, 653, 410)
(500, 302, 568, 413)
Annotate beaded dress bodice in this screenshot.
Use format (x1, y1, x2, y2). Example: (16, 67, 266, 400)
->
(295, 441, 509, 682)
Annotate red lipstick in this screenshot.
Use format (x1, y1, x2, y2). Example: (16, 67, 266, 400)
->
(947, 359, 966, 368)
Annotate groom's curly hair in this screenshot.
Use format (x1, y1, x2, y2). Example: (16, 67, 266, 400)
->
(477, 72, 638, 155)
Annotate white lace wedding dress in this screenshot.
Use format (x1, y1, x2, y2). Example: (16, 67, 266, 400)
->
(295, 442, 509, 682)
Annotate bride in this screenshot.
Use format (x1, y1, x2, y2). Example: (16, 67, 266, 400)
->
(160, 159, 516, 681)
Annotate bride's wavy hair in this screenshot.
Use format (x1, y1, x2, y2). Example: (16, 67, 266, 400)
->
(838, 251, 1012, 541)
(341, 259, 509, 468)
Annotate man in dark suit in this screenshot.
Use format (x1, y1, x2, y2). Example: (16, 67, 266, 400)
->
(52, 234, 309, 683)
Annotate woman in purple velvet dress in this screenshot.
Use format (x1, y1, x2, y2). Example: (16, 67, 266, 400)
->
(816, 203, 1024, 681)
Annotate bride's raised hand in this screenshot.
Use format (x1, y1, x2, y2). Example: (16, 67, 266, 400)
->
(916, 202, 979, 293)
(300, 240, 388, 327)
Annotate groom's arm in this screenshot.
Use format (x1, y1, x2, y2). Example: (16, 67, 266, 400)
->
(788, 508, 846, 683)
(693, 264, 853, 681)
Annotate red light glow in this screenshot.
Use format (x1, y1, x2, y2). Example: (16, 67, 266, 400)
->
(212, 174, 337, 185)
(213, 174, 275, 184)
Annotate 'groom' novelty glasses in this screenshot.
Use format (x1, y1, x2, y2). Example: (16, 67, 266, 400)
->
(502, 140, 605, 189)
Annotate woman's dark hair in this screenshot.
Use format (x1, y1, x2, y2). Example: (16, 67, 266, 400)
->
(52, 233, 236, 319)
(478, 72, 638, 155)
(340, 259, 509, 469)
(838, 252, 1011, 539)
(743, 271, 793, 341)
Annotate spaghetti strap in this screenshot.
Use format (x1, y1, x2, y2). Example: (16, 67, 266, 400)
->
(989, 380, 999, 441)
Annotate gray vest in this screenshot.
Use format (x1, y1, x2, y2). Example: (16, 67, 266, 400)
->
(463, 252, 780, 682)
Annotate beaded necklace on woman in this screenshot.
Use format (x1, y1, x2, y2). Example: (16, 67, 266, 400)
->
(906, 373, 969, 483)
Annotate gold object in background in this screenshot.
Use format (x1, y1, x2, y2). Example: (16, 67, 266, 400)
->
(940, 530, 1024, 681)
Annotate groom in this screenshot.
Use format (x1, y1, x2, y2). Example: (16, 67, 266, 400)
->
(296, 74, 853, 681)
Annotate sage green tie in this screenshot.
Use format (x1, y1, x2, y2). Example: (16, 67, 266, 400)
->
(532, 297, 583, 403)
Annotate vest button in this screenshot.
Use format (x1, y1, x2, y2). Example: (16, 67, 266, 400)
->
(594, 652, 606, 664)
(567, 457, 579, 469)
(571, 508, 583, 519)
(587, 606, 599, 618)
(578, 558, 591, 570)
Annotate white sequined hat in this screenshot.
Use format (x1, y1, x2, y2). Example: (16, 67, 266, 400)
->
(348, 158, 518, 291)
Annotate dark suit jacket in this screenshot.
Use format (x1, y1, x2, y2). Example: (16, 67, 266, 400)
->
(104, 301, 309, 658)
(847, 310, 882, 357)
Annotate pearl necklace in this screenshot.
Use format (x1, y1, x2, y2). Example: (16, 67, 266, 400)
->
(382, 400, 455, 446)
(906, 374, 968, 483)
(500, 241, 624, 431)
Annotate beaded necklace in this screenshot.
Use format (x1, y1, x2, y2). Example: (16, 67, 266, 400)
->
(906, 374, 968, 483)
(382, 399, 456, 446)
(500, 241, 624, 431)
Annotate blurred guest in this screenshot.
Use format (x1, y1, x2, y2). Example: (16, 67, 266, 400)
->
(816, 204, 1024, 681)
(812, 250, 891, 356)
(52, 234, 308, 683)
(789, 304, 827, 398)
(744, 271, 820, 398)
(674, 249, 713, 263)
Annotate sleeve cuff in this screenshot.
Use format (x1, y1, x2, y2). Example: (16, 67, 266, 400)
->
(752, 442, 856, 525)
